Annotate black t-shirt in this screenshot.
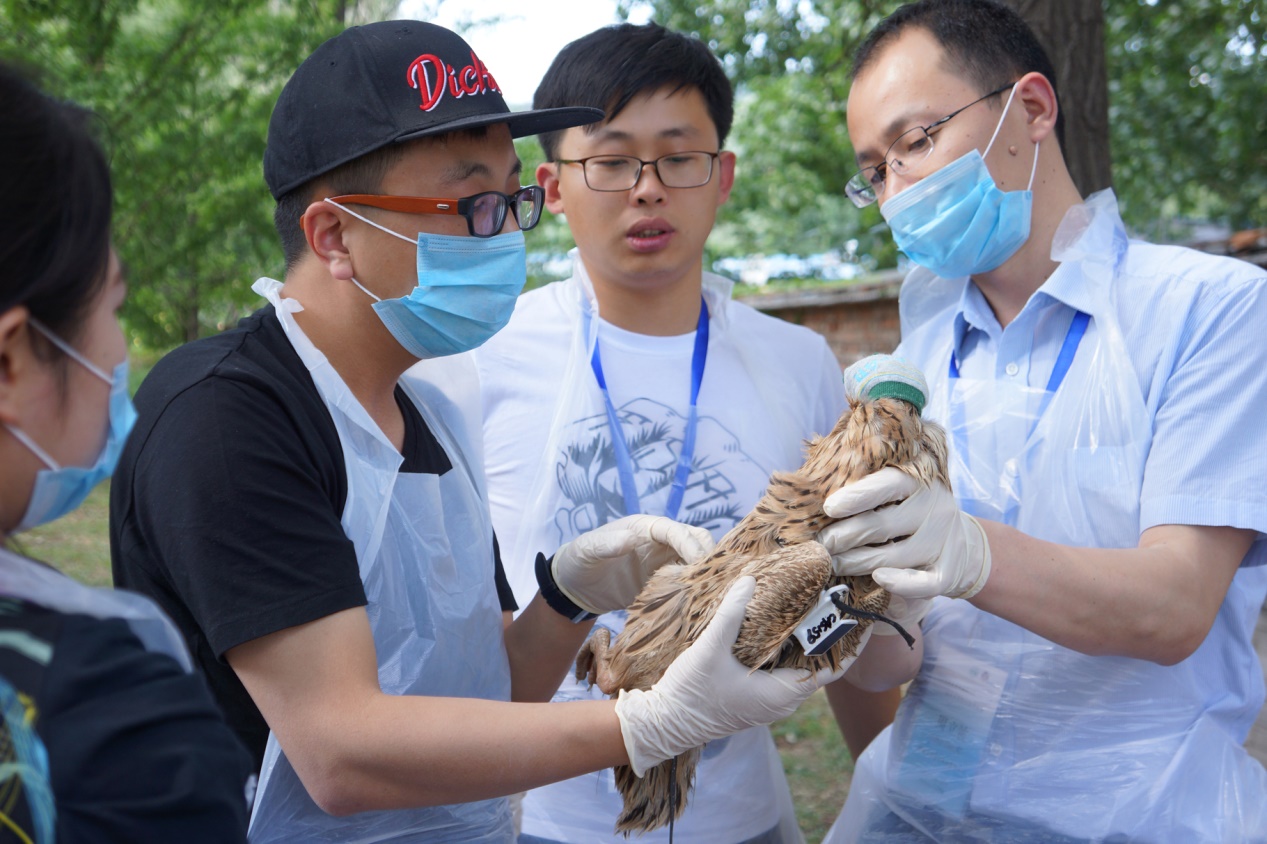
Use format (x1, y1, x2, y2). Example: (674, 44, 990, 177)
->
(110, 305, 516, 771)
(0, 592, 251, 843)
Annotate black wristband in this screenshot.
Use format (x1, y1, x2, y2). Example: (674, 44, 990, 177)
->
(535, 552, 599, 623)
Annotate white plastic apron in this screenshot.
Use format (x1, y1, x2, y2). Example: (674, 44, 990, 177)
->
(0, 549, 198, 844)
(507, 258, 803, 844)
(828, 203, 1267, 842)
(505, 260, 807, 583)
(247, 279, 513, 843)
(0, 549, 192, 670)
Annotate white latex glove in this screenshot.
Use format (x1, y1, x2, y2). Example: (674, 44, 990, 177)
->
(614, 576, 864, 776)
(818, 468, 992, 600)
(553, 515, 715, 615)
(872, 593, 933, 636)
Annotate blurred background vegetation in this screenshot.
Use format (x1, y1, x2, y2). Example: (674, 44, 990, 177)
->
(3, 0, 1263, 352)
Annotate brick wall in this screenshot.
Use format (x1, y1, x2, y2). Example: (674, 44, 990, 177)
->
(762, 297, 900, 368)
(737, 271, 903, 369)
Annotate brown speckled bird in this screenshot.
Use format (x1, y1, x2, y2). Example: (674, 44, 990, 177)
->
(575, 356, 949, 834)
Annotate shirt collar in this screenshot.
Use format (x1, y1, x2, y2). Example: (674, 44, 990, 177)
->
(952, 280, 999, 358)
(952, 189, 1128, 354)
(1030, 258, 1099, 317)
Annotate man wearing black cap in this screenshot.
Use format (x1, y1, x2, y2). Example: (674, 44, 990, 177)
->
(111, 20, 850, 843)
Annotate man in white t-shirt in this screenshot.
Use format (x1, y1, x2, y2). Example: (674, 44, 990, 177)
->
(475, 22, 917, 844)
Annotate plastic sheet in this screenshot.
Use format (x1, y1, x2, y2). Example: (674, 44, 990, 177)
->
(247, 279, 513, 843)
(0, 547, 191, 671)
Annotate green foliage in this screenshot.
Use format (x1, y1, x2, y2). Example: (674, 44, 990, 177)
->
(620, 0, 897, 267)
(0, 0, 383, 350)
(623, 0, 1265, 266)
(1107, 0, 1267, 235)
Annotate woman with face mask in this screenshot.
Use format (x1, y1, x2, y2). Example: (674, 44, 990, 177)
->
(0, 62, 252, 842)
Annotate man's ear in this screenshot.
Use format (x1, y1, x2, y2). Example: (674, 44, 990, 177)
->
(716, 151, 737, 207)
(537, 161, 565, 215)
(1016, 71, 1059, 145)
(0, 307, 33, 426)
(302, 201, 355, 281)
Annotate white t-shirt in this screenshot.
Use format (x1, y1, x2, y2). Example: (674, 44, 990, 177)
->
(475, 256, 845, 843)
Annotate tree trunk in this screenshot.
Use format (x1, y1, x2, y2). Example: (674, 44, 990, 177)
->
(184, 300, 201, 344)
(1004, 0, 1113, 196)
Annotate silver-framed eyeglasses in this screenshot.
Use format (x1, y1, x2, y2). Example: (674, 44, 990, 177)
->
(555, 151, 720, 191)
(845, 82, 1015, 208)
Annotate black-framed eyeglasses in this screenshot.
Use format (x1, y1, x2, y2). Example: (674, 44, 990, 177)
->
(328, 185, 545, 237)
(845, 82, 1015, 208)
(555, 151, 720, 191)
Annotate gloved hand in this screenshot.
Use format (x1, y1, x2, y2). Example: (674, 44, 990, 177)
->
(872, 593, 934, 636)
(818, 467, 992, 599)
(553, 515, 715, 616)
(614, 576, 864, 776)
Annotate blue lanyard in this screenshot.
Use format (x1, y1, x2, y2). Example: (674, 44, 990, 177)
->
(950, 310, 1090, 392)
(947, 310, 1089, 526)
(589, 298, 709, 521)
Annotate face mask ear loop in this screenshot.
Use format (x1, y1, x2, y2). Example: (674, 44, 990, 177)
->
(322, 198, 412, 305)
(27, 318, 111, 385)
(349, 277, 382, 303)
(4, 423, 61, 471)
(982, 84, 1021, 160)
(322, 198, 415, 245)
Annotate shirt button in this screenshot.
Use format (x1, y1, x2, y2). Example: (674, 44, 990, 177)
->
(1005, 362, 1019, 376)
(989, 742, 1003, 757)
(1004, 459, 1020, 477)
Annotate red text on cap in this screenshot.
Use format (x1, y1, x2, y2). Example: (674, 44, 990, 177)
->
(407, 51, 502, 112)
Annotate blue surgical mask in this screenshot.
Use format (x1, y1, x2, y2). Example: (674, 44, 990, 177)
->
(6, 320, 137, 532)
(325, 198, 527, 359)
(880, 86, 1039, 278)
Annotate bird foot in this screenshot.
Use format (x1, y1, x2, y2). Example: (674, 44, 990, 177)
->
(575, 626, 619, 694)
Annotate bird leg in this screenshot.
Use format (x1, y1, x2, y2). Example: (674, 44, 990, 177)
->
(575, 626, 620, 694)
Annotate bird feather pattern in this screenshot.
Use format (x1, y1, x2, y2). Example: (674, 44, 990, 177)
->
(576, 386, 950, 834)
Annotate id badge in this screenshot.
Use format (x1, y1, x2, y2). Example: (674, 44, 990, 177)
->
(894, 646, 1007, 818)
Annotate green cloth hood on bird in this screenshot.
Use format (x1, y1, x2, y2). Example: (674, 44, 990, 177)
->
(844, 354, 929, 414)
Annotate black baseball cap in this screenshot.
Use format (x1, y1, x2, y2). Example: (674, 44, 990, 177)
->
(264, 20, 603, 199)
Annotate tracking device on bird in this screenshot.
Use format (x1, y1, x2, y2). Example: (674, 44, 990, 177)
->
(793, 585, 859, 656)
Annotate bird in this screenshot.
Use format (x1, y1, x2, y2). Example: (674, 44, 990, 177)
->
(575, 354, 949, 835)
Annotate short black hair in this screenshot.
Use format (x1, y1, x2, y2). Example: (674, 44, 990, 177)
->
(273, 127, 488, 271)
(852, 0, 1065, 148)
(274, 143, 406, 272)
(533, 22, 734, 162)
(0, 60, 113, 355)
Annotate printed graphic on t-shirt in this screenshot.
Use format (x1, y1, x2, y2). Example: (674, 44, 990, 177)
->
(551, 397, 768, 547)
